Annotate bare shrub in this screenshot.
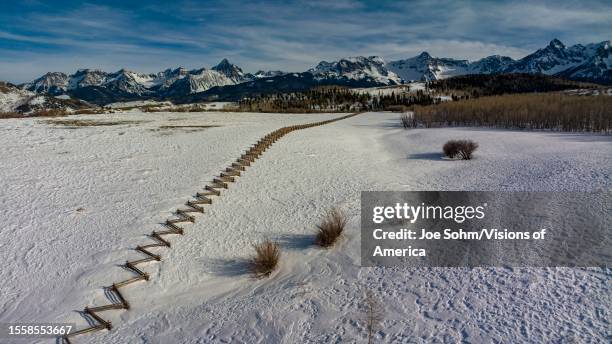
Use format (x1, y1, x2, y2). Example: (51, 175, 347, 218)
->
(315, 208, 347, 247)
(443, 140, 478, 160)
(250, 240, 280, 278)
(361, 291, 384, 344)
(400, 113, 414, 128)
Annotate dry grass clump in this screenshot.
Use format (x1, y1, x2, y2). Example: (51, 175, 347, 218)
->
(315, 208, 347, 247)
(73, 108, 107, 115)
(443, 139, 478, 160)
(30, 109, 70, 117)
(1, 109, 70, 119)
(0, 111, 22, 119)
(250, 240, 280, 278)
(412, 93, 612, 132)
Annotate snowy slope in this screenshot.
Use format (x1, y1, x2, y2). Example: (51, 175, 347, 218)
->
(0, 82, 84, 113)
(0, 83, 34, 112)
(0, 111, 610, 343)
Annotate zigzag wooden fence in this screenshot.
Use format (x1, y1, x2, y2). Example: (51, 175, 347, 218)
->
(62, 113, 359, 343)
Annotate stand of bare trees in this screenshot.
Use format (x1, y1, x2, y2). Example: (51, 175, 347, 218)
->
(409, 93, 612, 132)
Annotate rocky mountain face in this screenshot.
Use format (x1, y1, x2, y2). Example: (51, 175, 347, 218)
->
(469, 55, 516, 74)
(513, 39, 611, 84)
(211, 58, 249, 83)
(309, 56, 402, 85)
(15, 39, 612, 105)
(25, 72, 69, 95)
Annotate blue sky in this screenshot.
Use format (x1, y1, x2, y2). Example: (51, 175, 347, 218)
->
(1, 0, 611, 83)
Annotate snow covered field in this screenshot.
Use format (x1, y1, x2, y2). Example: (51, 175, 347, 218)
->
(1, 111, 610, 343)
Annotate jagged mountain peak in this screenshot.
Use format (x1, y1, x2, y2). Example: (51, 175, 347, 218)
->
(74, 68, 105, 75)
(211, 58, 247, 82)
(548, 38, 566, 50)
(214, 58, 232, 68)
(416, 51, 432, 59)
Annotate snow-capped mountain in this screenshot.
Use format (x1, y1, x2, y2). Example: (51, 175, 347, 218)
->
(507, 39, 611, 84)
(69, 69, 109, 89)
(388, 53, 517, 82)
(103, 69, 158, 95)
(385, 39, 610, 83)
(506, 39, 590, 75)
(388, 52, 469, 81)
(211, 58, 251, 83)
(469, 55, 516, 74)
(309, 56, 402, 85)
(160, 68, 240, 96)
(15, 39, 612, 106)
(22, 59, 255, 103)
(24, 72, 69, 95)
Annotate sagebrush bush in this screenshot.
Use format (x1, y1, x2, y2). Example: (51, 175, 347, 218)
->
(443, 140, 478, 160)
(443, 140, 460, 158)
(315, 208, 347, 247)
(250, 240, 280, 278)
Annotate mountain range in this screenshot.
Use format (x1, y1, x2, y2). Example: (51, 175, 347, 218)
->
(11, 39, 612, 105)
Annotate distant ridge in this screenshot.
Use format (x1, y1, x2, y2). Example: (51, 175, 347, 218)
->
(11, 39, 611, 104)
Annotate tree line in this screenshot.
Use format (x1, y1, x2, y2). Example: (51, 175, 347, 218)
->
(236, 86, 440, 113)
